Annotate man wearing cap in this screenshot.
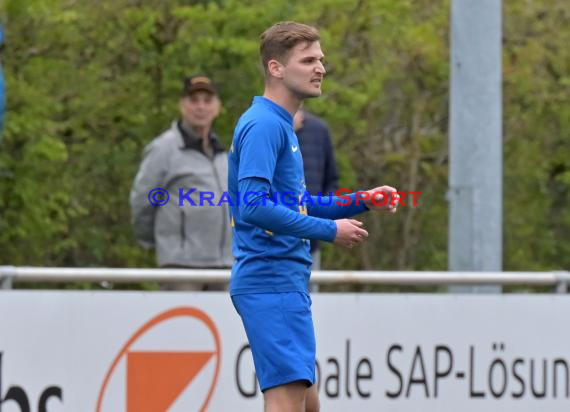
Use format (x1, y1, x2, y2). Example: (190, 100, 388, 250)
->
(130, 76, 232, 290)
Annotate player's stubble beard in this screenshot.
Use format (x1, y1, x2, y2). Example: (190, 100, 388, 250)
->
(289, 81, 322, 101)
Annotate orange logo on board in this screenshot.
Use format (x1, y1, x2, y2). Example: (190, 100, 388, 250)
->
(96, 307, 221, 411)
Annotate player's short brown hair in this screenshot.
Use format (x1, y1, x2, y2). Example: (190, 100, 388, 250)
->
(260, 21, 320, 73)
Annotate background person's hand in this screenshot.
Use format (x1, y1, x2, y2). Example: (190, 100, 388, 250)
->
(364, 185, 400, 213)
(334, 219, 369, 248)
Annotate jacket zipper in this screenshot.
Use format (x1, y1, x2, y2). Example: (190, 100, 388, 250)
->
(180, 210, 185, 248)
(211, 155, 228, 261)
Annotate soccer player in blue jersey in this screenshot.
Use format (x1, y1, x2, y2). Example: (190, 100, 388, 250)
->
(228, 21, 399, 411)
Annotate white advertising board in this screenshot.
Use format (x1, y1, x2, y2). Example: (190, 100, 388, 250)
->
(0, 291, 568, 411)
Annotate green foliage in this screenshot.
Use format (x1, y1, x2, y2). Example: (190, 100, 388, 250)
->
(502, 1, 570, 270)
(0, 0, 567, 279)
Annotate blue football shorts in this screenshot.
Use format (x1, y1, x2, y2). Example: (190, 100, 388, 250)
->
(232, 291, 316, 392)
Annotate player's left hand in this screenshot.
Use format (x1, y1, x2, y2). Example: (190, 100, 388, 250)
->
(363, 185, 399, 213)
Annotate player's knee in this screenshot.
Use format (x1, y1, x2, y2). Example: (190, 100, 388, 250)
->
(305, 400, 320, 412)
(305, 386, 320, 412)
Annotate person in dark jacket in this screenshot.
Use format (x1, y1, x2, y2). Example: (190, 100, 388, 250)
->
(294, 109, 339, 270)
(130, 76, 232, 290)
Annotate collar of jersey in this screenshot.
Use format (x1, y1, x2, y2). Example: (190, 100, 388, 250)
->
(253, 96, 293, 125)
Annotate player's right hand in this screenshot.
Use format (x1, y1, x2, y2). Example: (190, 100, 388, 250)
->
(334, 219, 369, 248)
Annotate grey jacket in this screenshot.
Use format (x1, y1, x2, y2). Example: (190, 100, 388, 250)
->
(130, 121, 233, 268)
